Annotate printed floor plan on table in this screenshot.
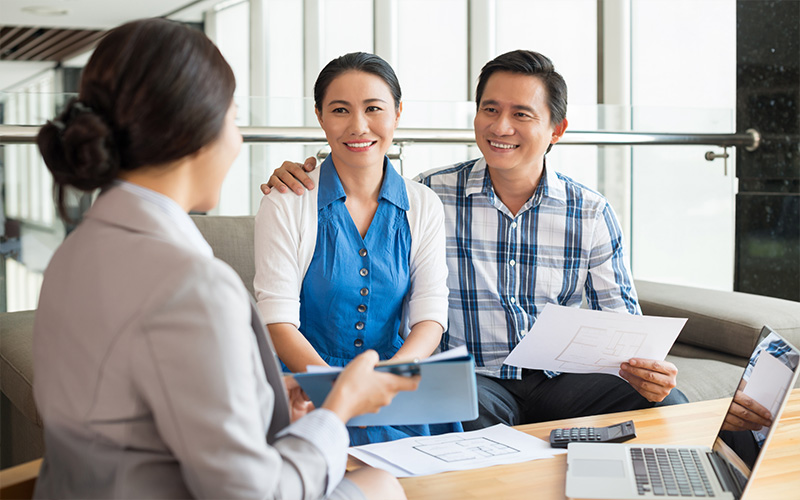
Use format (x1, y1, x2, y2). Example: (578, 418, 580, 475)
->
(413, 437, 521, 463)
(349, 424, 564, 476)
(556, 326, 646, 370)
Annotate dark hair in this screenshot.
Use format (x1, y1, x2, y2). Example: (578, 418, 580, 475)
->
(37, 18, 235, 220)
(475, 49, 568, 127)
(314, 52, 401, 111)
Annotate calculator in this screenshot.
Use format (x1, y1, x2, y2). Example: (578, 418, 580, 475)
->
(549, 420, 636, 448)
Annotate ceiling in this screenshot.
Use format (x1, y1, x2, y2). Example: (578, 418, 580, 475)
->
(0, 0, 222, 90)
(0, 0, 212, 29)
(0, 26, 106, 62)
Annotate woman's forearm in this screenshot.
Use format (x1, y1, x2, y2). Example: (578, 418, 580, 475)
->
(390, 320, 444, 361)
(267, 323, 328, 372)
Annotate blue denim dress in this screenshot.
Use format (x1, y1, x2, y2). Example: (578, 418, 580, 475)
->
(297, 156, 462, 446)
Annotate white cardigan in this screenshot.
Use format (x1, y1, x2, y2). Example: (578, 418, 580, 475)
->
(254, 167, 449, 334)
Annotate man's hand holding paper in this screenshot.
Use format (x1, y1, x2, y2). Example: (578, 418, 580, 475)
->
(619, 358, 679, 402)
(504, 304, 686, 401)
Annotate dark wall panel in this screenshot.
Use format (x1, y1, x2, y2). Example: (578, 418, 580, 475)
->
(736, 1, 800, 301)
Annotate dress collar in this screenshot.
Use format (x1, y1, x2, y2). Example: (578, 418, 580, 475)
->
(317, 155, 409, 211)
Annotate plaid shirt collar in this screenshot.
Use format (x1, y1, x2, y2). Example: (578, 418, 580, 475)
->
(466, 157, 567, 215)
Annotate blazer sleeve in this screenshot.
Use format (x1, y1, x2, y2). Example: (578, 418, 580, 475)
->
(132, 258, 347, 499)
(405, 181, 450, 330)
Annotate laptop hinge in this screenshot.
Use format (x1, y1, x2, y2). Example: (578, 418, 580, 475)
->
(706, 451, 743, 499)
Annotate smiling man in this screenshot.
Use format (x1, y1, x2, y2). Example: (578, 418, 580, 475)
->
(412, 50, 687, 429)
(264, 50, 688, 429)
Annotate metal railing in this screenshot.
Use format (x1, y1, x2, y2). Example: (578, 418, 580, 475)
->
(0, 125, 762, 150)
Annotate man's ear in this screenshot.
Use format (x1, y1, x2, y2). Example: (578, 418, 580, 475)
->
(551, 118, 568, 145)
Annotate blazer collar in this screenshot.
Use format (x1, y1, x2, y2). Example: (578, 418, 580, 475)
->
(84, 185, 212, 257)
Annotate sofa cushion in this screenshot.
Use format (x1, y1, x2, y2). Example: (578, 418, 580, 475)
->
(0, 310, 40, 426)
(666, 354, 742, 403)
(191, 215, 256, 297)
(636, 280, 800, 359)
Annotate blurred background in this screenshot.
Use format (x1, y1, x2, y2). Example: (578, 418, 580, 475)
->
(1, 0, 798, 313)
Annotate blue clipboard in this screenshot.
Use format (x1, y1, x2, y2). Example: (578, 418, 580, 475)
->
(293, 354, 478, 426)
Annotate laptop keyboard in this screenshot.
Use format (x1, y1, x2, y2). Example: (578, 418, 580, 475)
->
(630, 447, 715, 497)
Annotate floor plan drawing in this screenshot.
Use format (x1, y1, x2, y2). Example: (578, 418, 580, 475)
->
(503, 303, 687, 376)
(350, 423, 563, 476)
(413, 437, 521, 463)
(556, 326, 646, 370)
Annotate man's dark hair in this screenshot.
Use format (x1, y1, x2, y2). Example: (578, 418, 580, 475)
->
(475, 50, 568, 126)
(314, 52, 402, 111)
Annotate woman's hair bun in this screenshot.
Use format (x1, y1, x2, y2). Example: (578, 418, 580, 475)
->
(37, 99, 119, 192)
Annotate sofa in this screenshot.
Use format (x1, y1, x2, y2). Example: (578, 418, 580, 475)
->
(3, 214, 800, 469)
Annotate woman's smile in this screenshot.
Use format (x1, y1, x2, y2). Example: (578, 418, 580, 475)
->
(344, 140, 378, 151)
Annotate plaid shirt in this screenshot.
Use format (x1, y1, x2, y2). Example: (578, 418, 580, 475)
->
(416, 158, 640, 379)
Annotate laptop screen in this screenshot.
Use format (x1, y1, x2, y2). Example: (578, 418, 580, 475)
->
(711, 326, 800, 492)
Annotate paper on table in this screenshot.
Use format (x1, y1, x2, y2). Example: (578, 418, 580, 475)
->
(348, 424, 563, 477)
(742, 350, 794, 433)
(504, 304, 687, 375)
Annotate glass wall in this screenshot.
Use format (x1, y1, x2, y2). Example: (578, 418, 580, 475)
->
(207, 0, 738, 291)
(0, 0, 740, 312)
(630, 0, 737, 289)
(1, 71, 67, 312)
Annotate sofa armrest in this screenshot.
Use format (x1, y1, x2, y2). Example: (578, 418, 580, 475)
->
(635, 280, 800, 358)
(0, 310, 39, 427)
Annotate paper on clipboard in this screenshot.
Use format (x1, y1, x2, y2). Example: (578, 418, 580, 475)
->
(293, 346, 478, 426)
(504, 304, 686, 375)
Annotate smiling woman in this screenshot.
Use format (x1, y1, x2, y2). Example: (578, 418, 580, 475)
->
(254, 52, 462, 446)
(314, 69, 401, 223)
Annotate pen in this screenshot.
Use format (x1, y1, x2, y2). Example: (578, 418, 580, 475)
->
(375, 357, 420, 367)
(375, 358, 422, 376)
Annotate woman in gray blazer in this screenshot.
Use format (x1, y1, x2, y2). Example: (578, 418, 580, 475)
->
(33, 18, 416, 500)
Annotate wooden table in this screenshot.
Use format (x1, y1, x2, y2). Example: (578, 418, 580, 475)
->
(393, 388, 800, 499)
(4, 391, 798, 499)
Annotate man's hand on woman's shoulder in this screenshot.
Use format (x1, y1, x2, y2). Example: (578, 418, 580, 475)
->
(260, 157, 318, 195)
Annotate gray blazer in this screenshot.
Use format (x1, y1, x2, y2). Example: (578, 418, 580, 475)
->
(32, 187, 344, 499)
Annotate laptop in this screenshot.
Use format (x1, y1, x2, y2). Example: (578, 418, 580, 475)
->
(565, 326, 800, 500)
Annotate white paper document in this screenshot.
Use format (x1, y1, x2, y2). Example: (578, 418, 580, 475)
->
(743, 351, 794, 432)
(305, 345, 469, 374)
(348, 424, 563, 477)
(504, 304, 687, 375)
